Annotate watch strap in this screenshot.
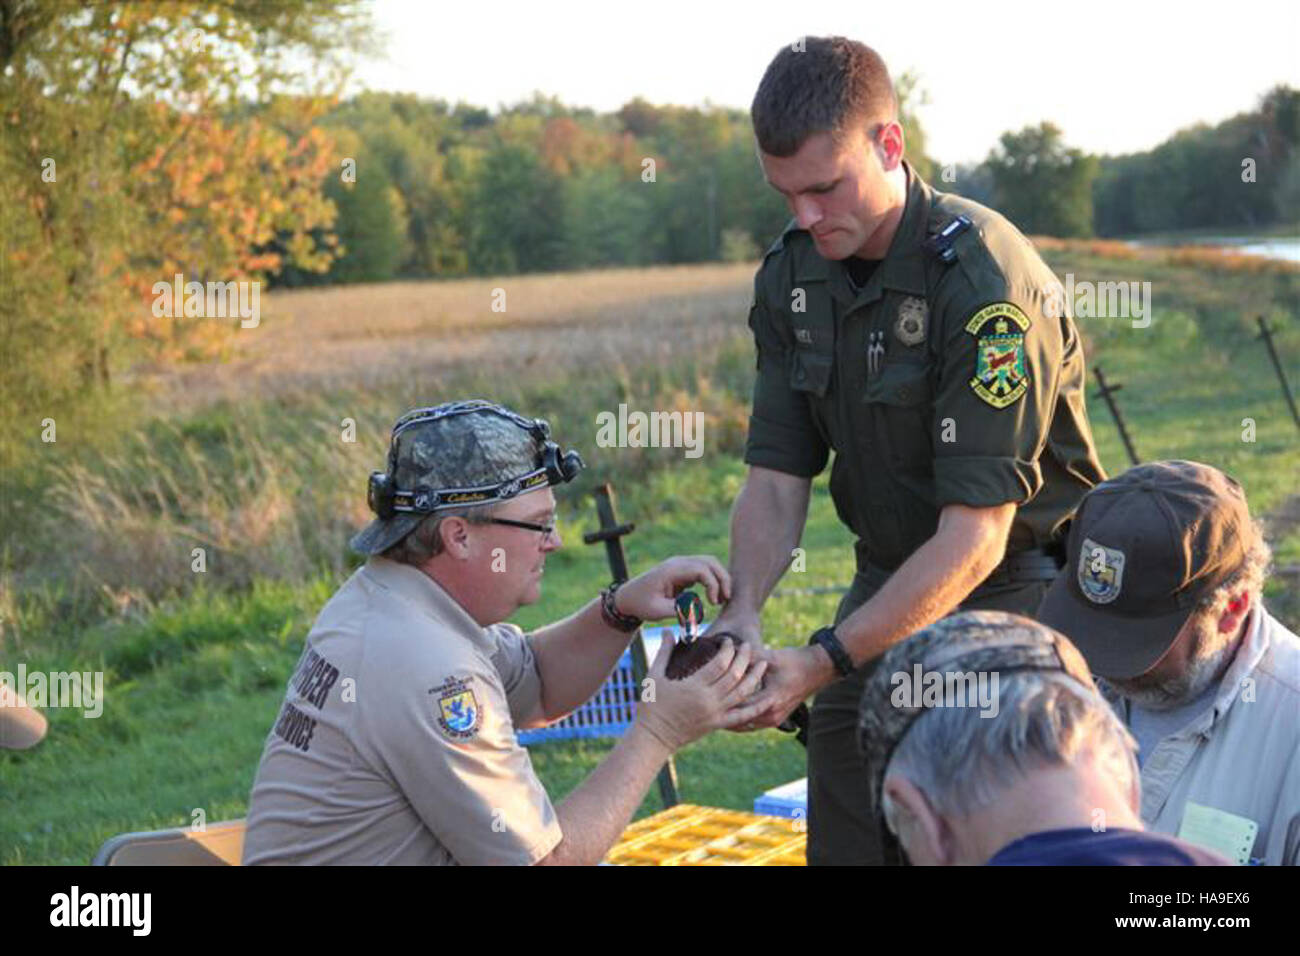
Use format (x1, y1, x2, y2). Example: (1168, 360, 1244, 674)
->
(809, 626, 854, 678)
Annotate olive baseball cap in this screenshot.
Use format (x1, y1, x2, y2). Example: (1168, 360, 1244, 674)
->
(857, 610, 1095, 813)
(1038, 460, 1251, 680)
(350, 400, 583, 556)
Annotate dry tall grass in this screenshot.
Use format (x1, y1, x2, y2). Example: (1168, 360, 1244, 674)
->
(128, 263, 758, 415)
(8, 264, 763, 633)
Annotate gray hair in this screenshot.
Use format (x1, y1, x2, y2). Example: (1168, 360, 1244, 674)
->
(382, 502, 502, 566)
(1197, 517, 1272, 620)
(881, 670, 1138, 829)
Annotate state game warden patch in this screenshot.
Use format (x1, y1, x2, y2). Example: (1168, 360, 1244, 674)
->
(965, 302, 1031, 409)
(432, 676, 480, 739)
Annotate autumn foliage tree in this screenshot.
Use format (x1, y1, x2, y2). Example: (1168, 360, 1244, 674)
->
(1, 0, 371, 413)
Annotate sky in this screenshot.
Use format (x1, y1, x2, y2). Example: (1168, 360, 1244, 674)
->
(352, 0, 1300, 165)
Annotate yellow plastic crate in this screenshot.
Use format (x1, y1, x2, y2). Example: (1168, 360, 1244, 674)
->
(605, 804, 806, 866)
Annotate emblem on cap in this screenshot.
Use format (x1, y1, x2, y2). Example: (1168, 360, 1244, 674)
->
(1078, 537, 1125, 604)
(895, 297, 928, 346)
(433, 676, 480, 739)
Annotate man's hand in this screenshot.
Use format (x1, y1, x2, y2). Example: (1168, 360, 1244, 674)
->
(735, 645, 836, 731)
(635, 635, 769, 752)
(614, 555, 730, 622)
(707, 605, 763, 648)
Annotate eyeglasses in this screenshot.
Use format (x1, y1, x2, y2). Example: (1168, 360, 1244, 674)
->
(484, 517, 557, 542)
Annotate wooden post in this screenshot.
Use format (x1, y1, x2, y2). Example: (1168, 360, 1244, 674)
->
(1093, 366, 1141, 467)
(583, 483, 679, 808)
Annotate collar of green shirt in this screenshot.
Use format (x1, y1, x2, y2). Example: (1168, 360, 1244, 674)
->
(789, 159, 932, 309)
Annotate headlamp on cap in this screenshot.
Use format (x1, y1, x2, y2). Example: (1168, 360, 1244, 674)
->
(365, 400, 584, 518)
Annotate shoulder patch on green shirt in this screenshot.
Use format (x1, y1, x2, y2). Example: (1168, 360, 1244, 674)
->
(966, 302, 1031, 409)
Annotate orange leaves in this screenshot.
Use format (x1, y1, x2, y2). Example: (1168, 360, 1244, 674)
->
(129, 103, 339, 282)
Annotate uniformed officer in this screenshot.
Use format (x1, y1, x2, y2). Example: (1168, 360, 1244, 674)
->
(711, 37, 1108, 865)
(243, 400, 767, 865)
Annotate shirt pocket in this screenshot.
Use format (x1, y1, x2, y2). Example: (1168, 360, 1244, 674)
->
(789, 347, 833, 398)
(861, 360, 934, 472)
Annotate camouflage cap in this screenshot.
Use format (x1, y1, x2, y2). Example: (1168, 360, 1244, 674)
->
(350, 400, 576, 556)
(857, 610, 1096, 814)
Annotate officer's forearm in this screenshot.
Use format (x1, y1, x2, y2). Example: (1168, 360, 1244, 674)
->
(529, 599, 632, 723)
(834, 502, 1015, 665)
(726, 466, 812, 617)
(537, 723, 673, 865)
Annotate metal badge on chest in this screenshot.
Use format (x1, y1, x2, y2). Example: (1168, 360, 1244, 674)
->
(895, 296, 928, 347)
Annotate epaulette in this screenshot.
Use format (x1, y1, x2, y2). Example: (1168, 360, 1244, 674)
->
(763, 217, 804, 261)
(922, 214, 972, 264)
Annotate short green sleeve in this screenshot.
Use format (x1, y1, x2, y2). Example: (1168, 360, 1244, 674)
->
(931, 290, 1063, 508)
(742, 274, 829, 478)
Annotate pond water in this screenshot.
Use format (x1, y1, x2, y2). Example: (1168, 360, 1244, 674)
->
(1126, 235, 1300, 263)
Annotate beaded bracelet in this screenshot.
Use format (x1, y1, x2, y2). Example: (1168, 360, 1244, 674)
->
(600, 580, 642, 633)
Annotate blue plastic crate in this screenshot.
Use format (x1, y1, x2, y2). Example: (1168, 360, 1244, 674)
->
(517, 630, 667, 745)
(753, 778, 807, 819)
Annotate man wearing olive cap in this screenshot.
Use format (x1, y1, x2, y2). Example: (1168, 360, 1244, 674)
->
(244, 400, 768, 865)
(858, 610, 1227, 865)
(1038, 460, 1300, 866)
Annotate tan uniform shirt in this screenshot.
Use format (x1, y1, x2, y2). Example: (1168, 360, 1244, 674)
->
(242, 557, 562, 865)
(1101, 605, 1300, 866)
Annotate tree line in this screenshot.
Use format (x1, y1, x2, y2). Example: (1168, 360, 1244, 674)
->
(295, 84, 1298, 287)
(4, 0, 1295, 420)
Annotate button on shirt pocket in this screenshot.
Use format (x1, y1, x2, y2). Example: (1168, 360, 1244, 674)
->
(862, 361, 934, 471)
(789, 348, 834, 398)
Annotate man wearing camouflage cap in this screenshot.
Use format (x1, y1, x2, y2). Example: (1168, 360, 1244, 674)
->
(858, 610, 1227, 864)
(1039, 460, 1300, 866)
(243, 400, 768, 865)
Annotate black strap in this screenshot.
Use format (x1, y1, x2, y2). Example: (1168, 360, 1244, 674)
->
(859, 544, 1064, 591)
(809, 626, 855, 677)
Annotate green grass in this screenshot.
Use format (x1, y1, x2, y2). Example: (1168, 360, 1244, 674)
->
(2, 251, 1297, 864)
(1, 458, 840, 864)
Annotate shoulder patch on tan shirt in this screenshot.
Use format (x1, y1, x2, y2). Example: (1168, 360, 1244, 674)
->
(431, 675, 481, 740)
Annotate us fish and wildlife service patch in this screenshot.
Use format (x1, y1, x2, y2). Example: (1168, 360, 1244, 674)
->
(1078, 537, 1125, 604)
(965, 302, 1031, 409)
(432, 676, 480, 739)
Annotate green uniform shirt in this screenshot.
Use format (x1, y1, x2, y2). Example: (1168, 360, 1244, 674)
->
(744, 162, 1106, 571)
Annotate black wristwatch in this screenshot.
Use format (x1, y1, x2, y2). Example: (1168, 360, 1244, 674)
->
(808, 626, 854, 678)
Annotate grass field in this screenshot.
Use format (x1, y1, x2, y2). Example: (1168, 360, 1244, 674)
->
(2, 248, 1297, 864)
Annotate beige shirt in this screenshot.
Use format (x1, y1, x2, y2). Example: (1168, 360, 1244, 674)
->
(242, 557, 562, 865)
(1101, 604, 1300, 866)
